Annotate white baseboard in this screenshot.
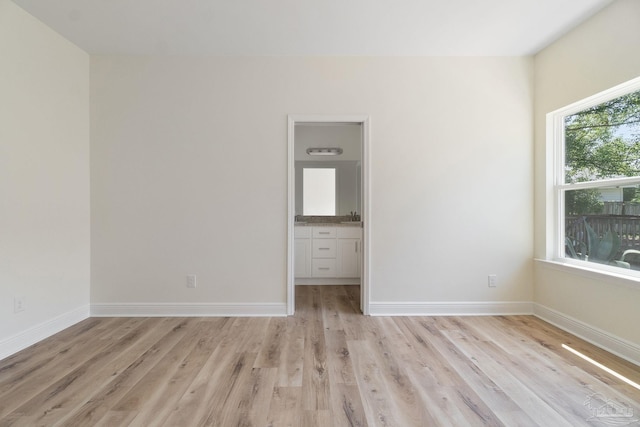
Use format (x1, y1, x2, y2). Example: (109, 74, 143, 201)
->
(533, 303, 640, 366)
(369, 301, 533, 316)
(0, 305, 90, 361)
(91, 302, 287, 317)
(6, 301, 637, 368)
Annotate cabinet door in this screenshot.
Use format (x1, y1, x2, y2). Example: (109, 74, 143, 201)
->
(337, 238, 360, 278)
(294, 238, 311, 278)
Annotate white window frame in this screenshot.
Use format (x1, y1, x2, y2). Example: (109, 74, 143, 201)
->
(547, 76, 640, 279)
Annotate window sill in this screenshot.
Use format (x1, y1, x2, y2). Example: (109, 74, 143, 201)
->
(535, 258, 640, 291)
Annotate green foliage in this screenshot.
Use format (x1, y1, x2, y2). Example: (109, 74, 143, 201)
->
(585, 222, 621, 263)
(565, 189, 603, 215)
(565, 90, 640, 183)
(565, 236, 586, 260)
(565, 220, 622, 265)
(623, 186, 640, 202)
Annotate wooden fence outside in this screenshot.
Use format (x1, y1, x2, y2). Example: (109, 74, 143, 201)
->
(566, 215, 640, 253)
(603, 202, 640, 216)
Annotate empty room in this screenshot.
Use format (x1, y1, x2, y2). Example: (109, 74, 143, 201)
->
(1, 0, 640, 425)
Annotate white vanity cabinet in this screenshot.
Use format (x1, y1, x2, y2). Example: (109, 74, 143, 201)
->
(294, 226, 312, 278)
(311, 227, 337, 277)
(295, 225, 361, 282)
(336, 227, 361, 278)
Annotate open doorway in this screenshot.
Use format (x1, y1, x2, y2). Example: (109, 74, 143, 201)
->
(287, 115, 370, 315)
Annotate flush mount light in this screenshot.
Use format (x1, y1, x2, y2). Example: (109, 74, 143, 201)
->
(306, 147, 343, 156)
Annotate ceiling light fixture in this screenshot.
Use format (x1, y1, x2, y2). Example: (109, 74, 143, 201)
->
(306, 147, 343, 156)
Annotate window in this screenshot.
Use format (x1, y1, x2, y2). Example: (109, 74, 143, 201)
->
(550, 78, 640, 274)
(303, 168, 336, 215)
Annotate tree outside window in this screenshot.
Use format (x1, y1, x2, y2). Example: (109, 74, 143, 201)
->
(561, 88, 640, 269)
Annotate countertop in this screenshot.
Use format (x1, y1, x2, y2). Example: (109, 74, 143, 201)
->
(295, 222, 362, 227)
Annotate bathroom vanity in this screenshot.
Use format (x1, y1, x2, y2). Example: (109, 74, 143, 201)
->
(294, 223, 362, 285)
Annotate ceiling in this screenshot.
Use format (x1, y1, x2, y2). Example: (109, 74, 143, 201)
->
(12, 0, 612, 56)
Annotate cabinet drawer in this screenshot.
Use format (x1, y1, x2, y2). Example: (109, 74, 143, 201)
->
(312, 227, 337, 238)
(337, 227, 362, 239)
(312, 259, 337, 277)
(312, 239, 336, 258)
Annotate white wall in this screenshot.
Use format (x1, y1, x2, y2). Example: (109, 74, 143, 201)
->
(534, 0, 640, 346)
(0, 0, 90, 357)
(91, 56, 534, 308)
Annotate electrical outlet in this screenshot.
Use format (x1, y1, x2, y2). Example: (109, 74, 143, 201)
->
(187, 275, 197, 288)
(14, 296, 26, 313)
(488, 274, 497, 288)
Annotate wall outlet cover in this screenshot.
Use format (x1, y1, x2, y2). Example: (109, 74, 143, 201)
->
(14, 296, 26, 313)
(488, 274, 497, 288)
(187, 275, 197, 288)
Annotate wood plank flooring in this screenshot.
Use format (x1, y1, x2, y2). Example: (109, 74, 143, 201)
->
(1, 285, 639, 426)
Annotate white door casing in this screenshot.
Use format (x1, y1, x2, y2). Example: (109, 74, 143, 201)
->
(287, 115, 371, 315)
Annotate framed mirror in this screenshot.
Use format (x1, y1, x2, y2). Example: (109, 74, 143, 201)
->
(302, 168, 336, 215)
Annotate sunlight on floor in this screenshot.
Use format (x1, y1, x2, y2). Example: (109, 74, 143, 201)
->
(563, 344, 640, 391)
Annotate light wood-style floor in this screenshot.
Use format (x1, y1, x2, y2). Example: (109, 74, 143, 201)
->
(1, 285, 639, 426)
